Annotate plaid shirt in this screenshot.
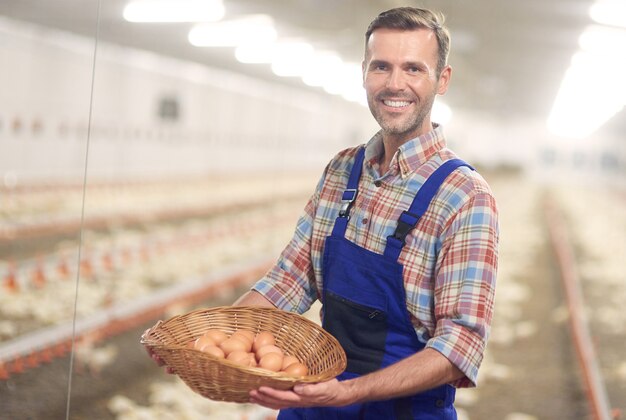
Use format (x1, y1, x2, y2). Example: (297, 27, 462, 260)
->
(253, 125, 499, 387)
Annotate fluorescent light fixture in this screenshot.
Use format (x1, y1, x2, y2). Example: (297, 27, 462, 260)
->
(270, 41, 314, 77)
(432, 99, 453, 125)
(589, 0, 626, 28)
(578, 25, 626, 56)
(123, 0, 224, 23)
(235, 43, 274, 63)
(547, 51, 624, 139)
(548, 22, 626, 139)
(189, 15, 276, 47)
(301, 51, 344, 87)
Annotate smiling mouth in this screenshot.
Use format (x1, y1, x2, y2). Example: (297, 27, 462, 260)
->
(382, 99, 412, 108)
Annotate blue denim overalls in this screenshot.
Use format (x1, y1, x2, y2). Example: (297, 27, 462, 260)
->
(278, 147, 473, 419)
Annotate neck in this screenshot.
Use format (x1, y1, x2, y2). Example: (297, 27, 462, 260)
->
(378, 136, 404, 175)
(378, 120, 433, 175)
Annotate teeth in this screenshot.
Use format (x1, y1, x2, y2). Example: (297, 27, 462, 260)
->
(383, 100, 410, 108)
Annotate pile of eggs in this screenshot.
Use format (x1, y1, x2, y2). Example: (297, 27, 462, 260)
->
(190, 329, 309, 377)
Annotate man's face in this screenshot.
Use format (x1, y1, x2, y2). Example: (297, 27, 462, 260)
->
(363, 28, 451, 142)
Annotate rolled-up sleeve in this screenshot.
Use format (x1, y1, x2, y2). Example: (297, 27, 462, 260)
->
(426, 192, 499, 387)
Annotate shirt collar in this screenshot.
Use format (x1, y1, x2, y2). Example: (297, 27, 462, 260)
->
(364, 124, 447, 179)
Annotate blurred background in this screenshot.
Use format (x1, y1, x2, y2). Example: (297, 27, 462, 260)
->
(0, 0, 624, 419)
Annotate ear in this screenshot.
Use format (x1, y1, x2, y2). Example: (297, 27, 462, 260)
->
(361, 60, 366, 87)
(436, 65, 452, 95)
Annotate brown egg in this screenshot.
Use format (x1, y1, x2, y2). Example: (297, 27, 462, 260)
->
(194, 335, 216, 351)
(259, 352, 283, 372)
(255, 344, 283, 361)
(229, 333, 253, 352)
(253, 331, 276, 352)
(232, 330, 255, 344)
(203, 329, 228, 345)
(247, 353, 258, 368)
(283, 362, 308, 377)
(227, 350, 251, 366)
(220, 337, 249, 355)
(281, 355, 300, 370)
(202, 345, 225, 359)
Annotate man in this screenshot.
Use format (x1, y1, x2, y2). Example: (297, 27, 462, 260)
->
(236, 7, 499, 419)
(149, 6, 498, 419)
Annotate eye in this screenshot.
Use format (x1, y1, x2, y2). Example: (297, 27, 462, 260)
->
(369, 61, 388, 72)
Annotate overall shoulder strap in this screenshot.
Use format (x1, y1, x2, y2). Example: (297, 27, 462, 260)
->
(331, 147, 366, 237)
(384, 159, 474, 260)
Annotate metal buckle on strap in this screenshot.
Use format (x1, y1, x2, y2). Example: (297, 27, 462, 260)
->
(338, 189, 357, 217)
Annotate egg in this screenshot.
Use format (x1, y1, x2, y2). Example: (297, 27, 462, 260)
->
(203, 329, 228, 345)
(202, 345, 225, 359)
(259, 352, 283, 372)
(247, 353, 258, 368)
(193, 335, 215, 351)
(283, 362, 308, 377)
(232, 330, 255, 344)
(255, 344, 283, 361)
(253, 331, 276, 352)
(281, 355, 300, 370)
(219, 337, 248, 355)
(229, 333, 253, 352)
(226, 350, 251, 366)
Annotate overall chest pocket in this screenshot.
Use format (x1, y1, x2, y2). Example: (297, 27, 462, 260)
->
(324, 290, 388, 375)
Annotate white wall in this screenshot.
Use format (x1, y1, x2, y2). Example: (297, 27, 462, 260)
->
(0, 17, 376, 184)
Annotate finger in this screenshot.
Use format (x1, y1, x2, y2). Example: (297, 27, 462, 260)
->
(151, 353, 165, 366)
(257, 386, 303, 402)
(250, 388, 303, 409)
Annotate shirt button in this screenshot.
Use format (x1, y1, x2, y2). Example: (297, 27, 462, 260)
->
(361, 218, 368, 225)
(435, 399, 445, 408)
(374, 180, 382, 187)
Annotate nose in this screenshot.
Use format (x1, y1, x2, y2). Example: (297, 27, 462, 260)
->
(386, 68, 406, 91)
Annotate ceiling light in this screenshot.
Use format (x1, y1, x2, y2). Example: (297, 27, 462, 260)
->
(270, 41, 314, 77)
(589, 0, 626, 28)
(189, 15, 276, 47)
(547, 51, 624, 139)
(578, 25, 626, 56)
(301, 52, 344, 87)
(123, 0, 224, 23)
(235, 43, 274, 64)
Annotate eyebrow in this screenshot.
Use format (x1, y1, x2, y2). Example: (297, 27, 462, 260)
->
(367, 59, 429, 70)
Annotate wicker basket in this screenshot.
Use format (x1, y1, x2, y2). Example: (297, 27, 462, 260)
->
(141, 306, 347, 403)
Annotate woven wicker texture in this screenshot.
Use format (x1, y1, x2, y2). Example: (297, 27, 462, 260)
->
(141, 306, 347, 403)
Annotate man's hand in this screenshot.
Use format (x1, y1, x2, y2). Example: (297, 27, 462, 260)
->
(250, 348, 465, 410)
(142, 327, 176, 374)
(249, 379, 354, 410)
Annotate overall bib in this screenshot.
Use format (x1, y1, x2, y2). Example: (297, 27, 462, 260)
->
(278, 148, 473, 420)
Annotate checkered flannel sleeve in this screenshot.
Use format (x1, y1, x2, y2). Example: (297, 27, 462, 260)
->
(425, 191, 499, 387)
